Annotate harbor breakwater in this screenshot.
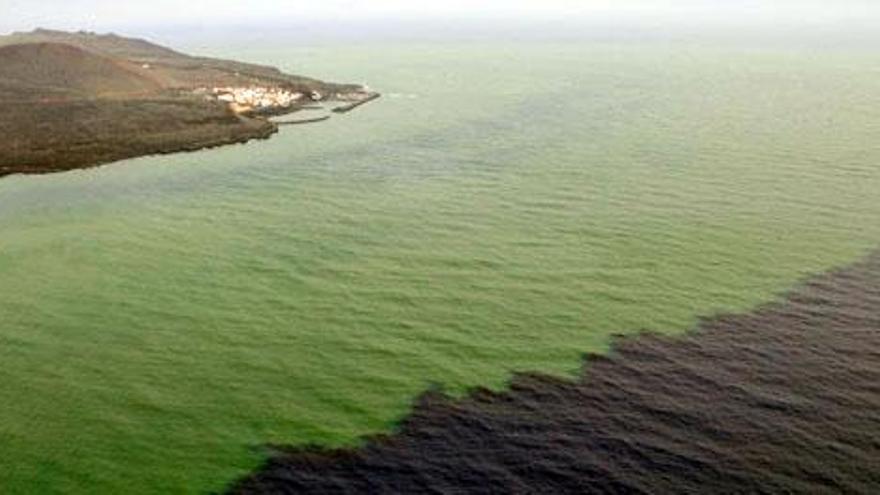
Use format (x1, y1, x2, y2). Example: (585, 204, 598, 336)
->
(332, 93, 381, 114)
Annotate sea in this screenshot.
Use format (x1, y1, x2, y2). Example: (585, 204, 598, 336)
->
(1, 25, 880, 493)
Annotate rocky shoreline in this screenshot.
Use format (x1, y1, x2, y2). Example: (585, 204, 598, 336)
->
(0, 97, 279, 178)
(0, 29, 375, 178)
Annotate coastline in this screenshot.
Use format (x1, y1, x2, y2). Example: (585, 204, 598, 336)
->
(0, 99, 280, 178)
(332, 92, 382, 114)
(0, 29, 376, 179)
(0, 93, 381, 179)
(275, 115, 331, 125)
(231, 250, 880, 494)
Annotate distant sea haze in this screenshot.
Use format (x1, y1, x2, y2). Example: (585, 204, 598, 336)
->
(120, 16, 880, 53)
(1, 34, 880, 493)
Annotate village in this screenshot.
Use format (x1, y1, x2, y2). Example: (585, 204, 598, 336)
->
(203, 84, 379, 114)
(204, 86, 321, 114)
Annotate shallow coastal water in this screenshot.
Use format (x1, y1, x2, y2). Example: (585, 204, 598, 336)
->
(2, 38, 880, 493)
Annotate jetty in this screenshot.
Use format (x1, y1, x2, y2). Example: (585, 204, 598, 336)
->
(332, 93, 381, 114)
(277, 115, 331, 126)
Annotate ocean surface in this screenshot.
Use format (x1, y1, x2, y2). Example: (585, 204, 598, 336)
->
(234, 251, 880, 494)
(2, 35, 880, 493)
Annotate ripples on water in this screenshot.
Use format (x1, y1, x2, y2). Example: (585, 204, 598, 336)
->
(1, 41, 880, 493)
(234, 251, 880, 494)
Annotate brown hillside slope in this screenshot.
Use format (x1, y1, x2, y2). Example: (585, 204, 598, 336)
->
(0, 98, 276, 177)
(0, 42, 160, 98)
(0, 30, 366, 177)
(0, 29, 349, 92)
(0, 28, 184, 60)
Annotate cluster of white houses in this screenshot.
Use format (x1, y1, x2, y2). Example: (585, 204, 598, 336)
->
(206, 87, 323, 113)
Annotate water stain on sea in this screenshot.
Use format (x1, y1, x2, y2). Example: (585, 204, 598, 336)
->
(4, 41, 880, 493)
(233, 250, 880, 494)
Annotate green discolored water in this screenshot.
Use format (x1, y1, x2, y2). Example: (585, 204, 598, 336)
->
(2, 39, 880, 493)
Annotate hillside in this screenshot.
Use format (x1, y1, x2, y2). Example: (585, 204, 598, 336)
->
(0, 28, 185, 60)
(0, 42, 160, 98)
(0, 97, 276, 176)
(0, 29, 375, 177)
(0, 29, 354, 93)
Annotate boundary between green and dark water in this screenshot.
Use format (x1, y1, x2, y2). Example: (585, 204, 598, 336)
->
(230, 250, 880, 494)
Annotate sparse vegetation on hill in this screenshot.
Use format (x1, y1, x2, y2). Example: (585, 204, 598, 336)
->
(0, 98, 276, 176)
(0, 42, 161, 98)
(0, 28, 355, 93)
(0, 29, 362, 177)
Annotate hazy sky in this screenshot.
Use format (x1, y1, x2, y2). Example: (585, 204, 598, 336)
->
(2, 0, 879, 33)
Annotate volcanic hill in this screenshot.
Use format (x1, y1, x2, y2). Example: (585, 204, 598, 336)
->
(0, 29, 364, 177)
(0, 42, 161, 99)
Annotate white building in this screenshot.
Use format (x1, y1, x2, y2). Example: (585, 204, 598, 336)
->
(209, 86, 307, 113)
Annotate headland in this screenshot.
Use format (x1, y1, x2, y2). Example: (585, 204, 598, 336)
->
(0, 29, 379, 177)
